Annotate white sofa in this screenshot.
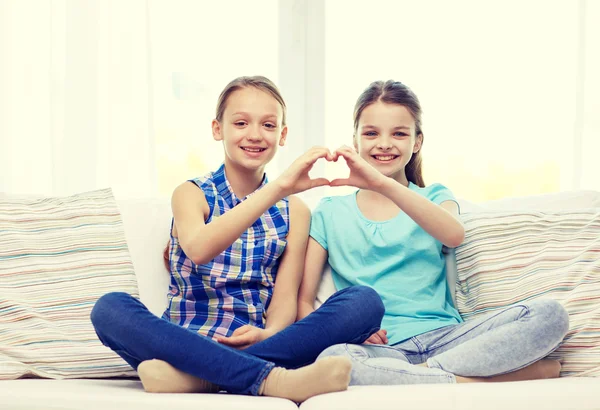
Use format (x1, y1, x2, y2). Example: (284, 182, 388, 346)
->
(2, 193, 599, 410)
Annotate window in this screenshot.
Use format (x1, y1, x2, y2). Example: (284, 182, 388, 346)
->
(149, 0, 279, 197)
(324, 0, 579, 201)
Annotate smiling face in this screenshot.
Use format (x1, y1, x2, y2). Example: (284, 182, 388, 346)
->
(212, 86, 287, 172)
(354, 100, 422, 185)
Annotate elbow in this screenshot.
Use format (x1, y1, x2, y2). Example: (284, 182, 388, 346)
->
(190, 255, 209, 266)
(180, 239, 210, 265)
(445, 225, 465, 249)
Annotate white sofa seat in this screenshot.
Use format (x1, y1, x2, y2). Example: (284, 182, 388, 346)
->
(1, 379, 298, 410)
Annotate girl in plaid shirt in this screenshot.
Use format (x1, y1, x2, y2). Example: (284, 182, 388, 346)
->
(92, 76, 385, 402)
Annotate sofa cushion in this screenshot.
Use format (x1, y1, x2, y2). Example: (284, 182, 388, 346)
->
(300, 378, 600, 410)
(0, 188, 138, 379)
(455, 209, 600, 377)
(117, 198, 172, 316)
(0, 379, 298, 410)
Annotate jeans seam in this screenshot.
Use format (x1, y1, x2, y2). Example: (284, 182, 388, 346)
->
(425, 304, 531, 353)
(355, 360, 454, 380)
(343, 345, 454, 383)
(250, 362, 275, 396)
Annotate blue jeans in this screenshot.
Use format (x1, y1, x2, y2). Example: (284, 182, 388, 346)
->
(90, 286, 383, 395)
(318, 299, 569, 384)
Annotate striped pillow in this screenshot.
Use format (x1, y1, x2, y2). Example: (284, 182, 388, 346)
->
(455, 210, 600, 377)
(0, 188, 138, 379)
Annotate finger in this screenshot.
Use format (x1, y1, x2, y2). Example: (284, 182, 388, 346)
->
(307, 148, 333, 164)
(373, 334, 385, 344)
(329, 178, 352, 187)
(231, 326, 251, 337)
(218, 334, 254, 347)
(310, 178, 331, 189)
(335, 148, 358, 163)
(363, 335, 376, 345)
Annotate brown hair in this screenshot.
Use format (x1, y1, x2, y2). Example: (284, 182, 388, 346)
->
(353, 80, 425, 187)
(215, 76, 287, 126)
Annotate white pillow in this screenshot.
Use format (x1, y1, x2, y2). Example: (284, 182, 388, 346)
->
(0, 188, 138, 379)
(117, 198, 172, 317)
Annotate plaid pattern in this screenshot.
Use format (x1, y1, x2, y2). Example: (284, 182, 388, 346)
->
(163, 164, 289, 340)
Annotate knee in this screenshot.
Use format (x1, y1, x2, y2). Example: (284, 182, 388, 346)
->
(530, 299, 570, 343)
(90, 292, 133, 331)
(317, 344, 350, 361)
(344, 286, 385, 322)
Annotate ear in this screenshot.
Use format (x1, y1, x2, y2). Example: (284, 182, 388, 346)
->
(353, 134, 359, 151)
(212, 119, 223, 141)
(413, 133, 423, 153)
(278, 126, 288, 147)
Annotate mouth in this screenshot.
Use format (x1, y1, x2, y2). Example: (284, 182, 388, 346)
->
(372, 155, 399, 162)
(241, 147, 267, 153)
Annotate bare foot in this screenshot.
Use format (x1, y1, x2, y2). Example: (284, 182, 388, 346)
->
(455, 359, 561, 383)
(137, 359, 220, 393)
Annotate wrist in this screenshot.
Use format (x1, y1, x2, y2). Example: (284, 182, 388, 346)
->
(371, 175, 394, 194)
(262, 327, 278, 339)
(264, 180, 287, 201)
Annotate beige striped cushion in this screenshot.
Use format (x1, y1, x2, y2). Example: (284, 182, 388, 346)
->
(0, 188, 138, 379)
(455, 210, 600, 377)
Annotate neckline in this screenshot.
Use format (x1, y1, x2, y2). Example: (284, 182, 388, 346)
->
(352, 182, 415, 224)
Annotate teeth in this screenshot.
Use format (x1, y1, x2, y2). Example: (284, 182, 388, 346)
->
(374, 155, 395, 161)
(242, 147, 264, 152)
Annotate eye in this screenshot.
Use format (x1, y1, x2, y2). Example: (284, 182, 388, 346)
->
(234, 121, 247, 127)
(363, 131, 377, 137)
(264, 122, 277, 129)
(393, 132, 408, 137)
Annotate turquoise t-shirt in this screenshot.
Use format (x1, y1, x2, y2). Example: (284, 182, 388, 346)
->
(310, 183, 463, 345)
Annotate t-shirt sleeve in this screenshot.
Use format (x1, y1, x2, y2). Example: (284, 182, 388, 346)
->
(309, 198, 330, 250)
(428, 183, 461, 213)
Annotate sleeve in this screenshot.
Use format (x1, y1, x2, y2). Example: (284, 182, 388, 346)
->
(309, 197, 331, 250)
(428, 183, 461, 213)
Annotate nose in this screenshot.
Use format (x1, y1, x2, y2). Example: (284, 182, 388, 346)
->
(247, 124, 263, 142)
(376, 137, 392, 151)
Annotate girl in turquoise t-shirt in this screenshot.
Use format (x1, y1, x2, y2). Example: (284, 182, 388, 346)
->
(298, 80, 570, 384)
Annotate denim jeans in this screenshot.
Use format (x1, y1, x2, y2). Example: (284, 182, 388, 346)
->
(318, 299, 569, 385)
(90, 286, 383, 395)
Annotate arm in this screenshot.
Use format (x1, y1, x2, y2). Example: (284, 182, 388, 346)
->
(173, 147, 332, 265)
(374, 179, 464, 248)
(298, 230, 390, 344)
(296, 238, 328, 321)
(217, 196, 311, 349)
(172, 180, 285, 265)
(332, 146, 464, 248)
(263, 196, 311, 335)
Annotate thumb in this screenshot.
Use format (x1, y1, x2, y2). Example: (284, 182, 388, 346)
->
(231, 325, 251, 336)
(310, 178, 331, 188)
(329, 178, 351, 187)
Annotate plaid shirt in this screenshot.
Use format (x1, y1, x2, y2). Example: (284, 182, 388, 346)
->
(163, 164, 289, 340)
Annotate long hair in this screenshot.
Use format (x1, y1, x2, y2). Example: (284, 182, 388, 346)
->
(353, 80, 425, 187)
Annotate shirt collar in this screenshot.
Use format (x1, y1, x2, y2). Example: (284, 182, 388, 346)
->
(213, 163, 268, 208)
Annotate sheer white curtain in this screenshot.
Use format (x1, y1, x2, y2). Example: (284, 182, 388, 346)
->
(0, 0, 155, 198)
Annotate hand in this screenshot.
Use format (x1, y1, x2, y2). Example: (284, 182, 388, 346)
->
(363, 329, 388, 345)
(216, 325, 273, 350)
(330, 145, 388, 191)
(275, 146, 333, 197)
